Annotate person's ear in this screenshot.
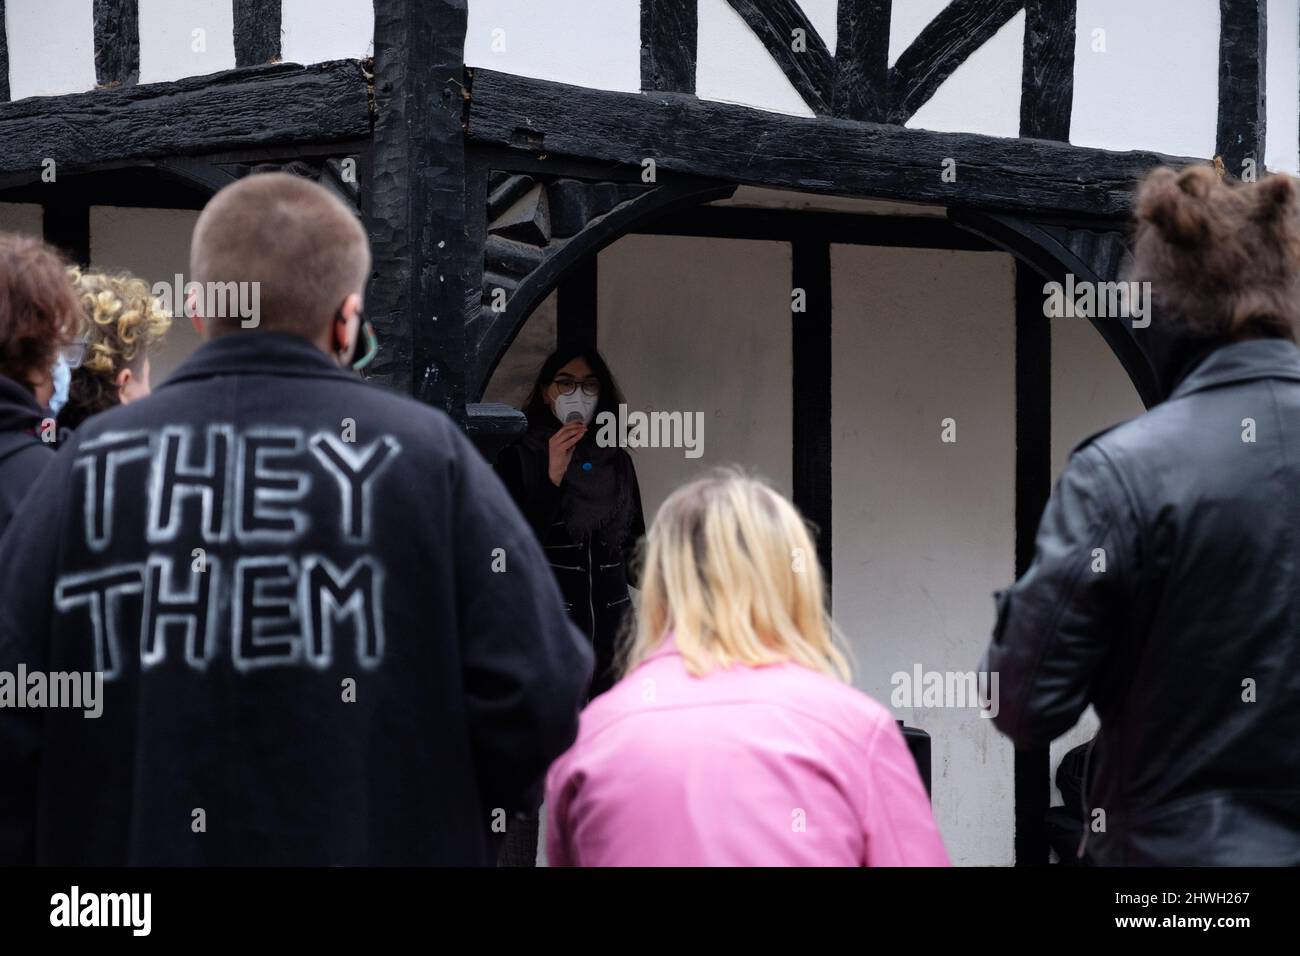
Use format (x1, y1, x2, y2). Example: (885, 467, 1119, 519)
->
(115, 367, 132, 391)
(187, 287, 207, 339)
(334, 293, 363, 363)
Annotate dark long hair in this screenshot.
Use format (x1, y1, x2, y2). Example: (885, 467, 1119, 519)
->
(521, 345, 626, 429)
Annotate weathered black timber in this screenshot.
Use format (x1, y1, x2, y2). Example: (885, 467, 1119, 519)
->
(94, 0, 140, 88)
(888, 0, 1024, 125)
(43, 201, 91, 266)
(791, 238, 833, 591)
(468, 177, 735, 399)
(1217, 0, 1267, 178)
(641, 205, 995, 249)
(234, 0, 283, 68)
(725, 0, 835, 115)
(363, 0, 469, 411)
(1013, 259, 1052, 866)
(834, 0, 892, 122)
(467, 69, 1196, 219)
(949, 207, 1158, 406)
(1021, 0, 1075, 140)
(641, 0, 697, 94)
(0, 60, 370, 186)
(557, 257, 598, 349)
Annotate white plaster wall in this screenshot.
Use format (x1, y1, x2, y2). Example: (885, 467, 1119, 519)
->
(1266, 0, 1300, 175)
(138, 0, 237, 85)
(596, 234, 794, 518)
(695, 0, 837, 117)
(831, 245, 1017, 867)
(89, 206, 202, 385)
(5, 0, 97, 99)
(465, 0, 641, 93)
(0, 203, 43, 237)
(1071, 0, 1220, 158)
(482, 290, 558, 409)
(281, 0, 375, 65)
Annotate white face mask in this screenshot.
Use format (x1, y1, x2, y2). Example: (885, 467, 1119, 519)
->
(554, 389, 598, 426)
(48, 354, 72, 417)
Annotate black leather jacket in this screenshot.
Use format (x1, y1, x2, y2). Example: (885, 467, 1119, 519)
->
(984, 337, 1300, 865)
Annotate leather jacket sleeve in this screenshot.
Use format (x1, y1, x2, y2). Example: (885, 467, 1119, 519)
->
(981, 443, 1141, 749)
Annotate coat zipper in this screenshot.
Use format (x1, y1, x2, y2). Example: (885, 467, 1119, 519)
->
(586, 538, 595, 638)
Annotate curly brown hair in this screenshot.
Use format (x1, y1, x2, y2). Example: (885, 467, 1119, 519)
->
(0, 233, 80, 395)
(59, 269, 173, 430)
(1131, 165, 1300, 342)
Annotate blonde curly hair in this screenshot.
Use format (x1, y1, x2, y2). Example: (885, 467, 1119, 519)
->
(59, 268, 172, 428)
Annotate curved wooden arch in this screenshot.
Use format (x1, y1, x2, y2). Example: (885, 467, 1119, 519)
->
(948, 207, 1159, 408)
(468, 177, 737, 401)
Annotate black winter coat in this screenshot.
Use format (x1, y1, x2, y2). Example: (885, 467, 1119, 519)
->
(0, 332, 593, 865)
(495, 432, 644, 698)
(984, 338, 1300, 866)
(0, 375, 55, 541)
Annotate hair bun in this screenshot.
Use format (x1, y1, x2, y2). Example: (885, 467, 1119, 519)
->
(1136, 165, 1215, 246)
(1250, 173, 1297, 221)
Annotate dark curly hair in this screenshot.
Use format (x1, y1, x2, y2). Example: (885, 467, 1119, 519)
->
(1130, 165, 1300, 343)
(0, 234, 80, 395)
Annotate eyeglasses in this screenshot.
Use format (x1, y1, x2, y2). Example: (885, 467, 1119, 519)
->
(57, 342, 87, 369)
(553, 376, 600, 396)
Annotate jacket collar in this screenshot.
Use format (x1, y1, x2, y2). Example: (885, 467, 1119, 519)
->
(1169, 338, 1300, 401)
(158, 332, 357, 390)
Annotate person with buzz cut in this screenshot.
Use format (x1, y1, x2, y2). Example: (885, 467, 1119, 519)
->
(0, 172, 593, 866)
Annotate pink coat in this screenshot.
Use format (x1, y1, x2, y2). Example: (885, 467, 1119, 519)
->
(545, 636, 950, 866)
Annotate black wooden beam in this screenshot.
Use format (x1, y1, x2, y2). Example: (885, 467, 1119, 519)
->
(363, 0, 469, 409)
(557, 256, 598, 349)
(641, 0, 697, 94)
(726, 0, 835, 115)
(94, 0, 140, 88)
(467, 69, 1196, 219)
(0, 60, 371, 187)
(791, 238, 833, 591)
(1216, 0, 1267, 178)
(640, 205, 995, 249)
(833, 0, 892, 122)
(43, 202, 91, 266)
(0, 0, 9, 103)
(888, 0, 1024, 125)
(1020, 0, 1074, 140)
(234, 0, 283, 68)
(1013, 259, 1051, 866)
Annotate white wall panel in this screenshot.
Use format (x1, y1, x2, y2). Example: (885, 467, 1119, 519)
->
(281, 0, 375, 65)
(6, 0, 97, 99)
(1071, 0, 1219, 158)
(832, 244, 1017, 866)
(1266, 0, 1300, 175)
(465, 0, 640, 93)
(138, 0, 237, 85)
(906, 9, 1024, 139)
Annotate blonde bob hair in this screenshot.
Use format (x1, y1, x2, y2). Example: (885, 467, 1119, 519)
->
(620, 468, 851, 682)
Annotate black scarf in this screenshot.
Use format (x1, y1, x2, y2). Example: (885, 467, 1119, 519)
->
(520, 420, 636, 544)
(1133, 306, 1224, 402)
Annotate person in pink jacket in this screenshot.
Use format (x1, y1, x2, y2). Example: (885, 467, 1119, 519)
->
(545, 469, 949, 867)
